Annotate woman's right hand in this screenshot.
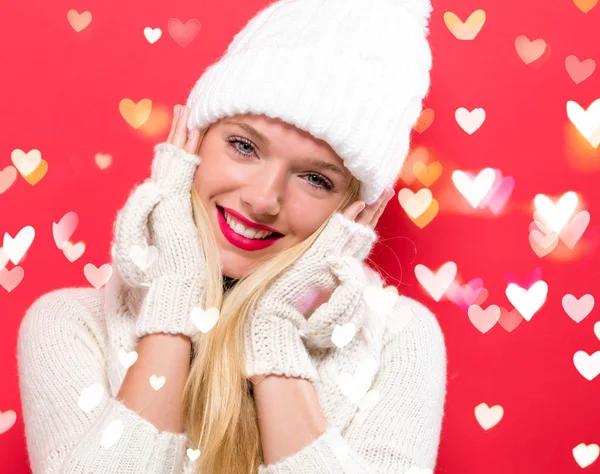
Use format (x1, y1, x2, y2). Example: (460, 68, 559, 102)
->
(112, 104, 208, 339)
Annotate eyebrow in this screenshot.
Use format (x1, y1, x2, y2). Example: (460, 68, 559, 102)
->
(222, 120, 349, 181)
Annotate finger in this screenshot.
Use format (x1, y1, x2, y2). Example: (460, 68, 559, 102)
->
(113, 182, 163, 286)
(369, 189, 394, 228)
(355, 193, 386, 227)
(343, 201, 366, 221)
(172, 106, 189, 149)
(151, 142, 201, 194)
(184, 127, 199, 155)
(327, 255, 367, 286)
(167, 105, 180, 144)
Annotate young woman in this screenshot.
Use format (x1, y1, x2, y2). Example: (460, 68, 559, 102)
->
(18, 0, 446, 473)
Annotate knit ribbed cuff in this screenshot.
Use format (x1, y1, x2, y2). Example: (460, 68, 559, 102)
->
(61, 397, 191, 474)
(257, 425, 372, 474)
(245, 314, 319, 384)
(136, 275, 203, 339)
(151, 142, 201, 195)
(329, 212, 377, 262)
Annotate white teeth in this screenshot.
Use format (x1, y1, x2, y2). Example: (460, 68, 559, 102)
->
(224, 211, 274, 240)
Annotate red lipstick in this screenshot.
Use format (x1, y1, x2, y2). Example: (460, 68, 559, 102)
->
(220, 206, 281, 234)
(216, 206, 283, 251)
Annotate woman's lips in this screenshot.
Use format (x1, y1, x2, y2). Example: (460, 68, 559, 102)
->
(217, 206, 283, 238)
(216, 205, 283, 251)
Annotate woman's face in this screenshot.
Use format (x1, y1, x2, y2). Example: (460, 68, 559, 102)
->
(193, 113, 353, 279)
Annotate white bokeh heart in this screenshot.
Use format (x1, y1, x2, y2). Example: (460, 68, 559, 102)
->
(100, 419, 124, 448)
(62, 241, 86, 262)
(566, 99, 600, 148)
(474, 402, 504, 430)
(363, 285, 398, 317)
(78, 383, 105, 412)
(128, 245, 158, 272)
(562, 294, 594, 322)
(149, 375, 166, 391)
(3, 225, 35, 265)
(84, 263, 113, 289)
(0, 410, 17, 435)
(358, 389, 380, 412)
(533, 191, 578, 234)
(505, 280, 548, 321)
(572, 443, 600, 469)
(190, 307, 220, 333)
(386, 304, 416, 333)
(573, 350, 600, 381)
(452, 168, 496, 208)
(414, 262, 457, 302)
(353, 389, 381, 425)
(331, 322, 357, 348)
(144, 27, 162, 44)
(118, 349, 138, 369)
(52, 211, 78, 249)
(186, 448, 201, 461)
(338, 356, 378, 404)
(397, 188, 433, 219)
(455, 107, 486, 134)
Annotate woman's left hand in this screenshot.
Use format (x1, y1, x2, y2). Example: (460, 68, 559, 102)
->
(244, 188, 395, 383)
(345, 187, 395, 230)
(287, 187, 395, 325)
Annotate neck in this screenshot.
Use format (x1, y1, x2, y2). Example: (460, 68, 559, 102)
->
(223, 275, 239, 291)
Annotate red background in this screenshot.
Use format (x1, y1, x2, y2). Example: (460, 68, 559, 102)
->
(1, 0, 599, 473)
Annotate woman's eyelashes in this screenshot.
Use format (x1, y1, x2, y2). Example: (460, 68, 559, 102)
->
(226, 136, 335, 192)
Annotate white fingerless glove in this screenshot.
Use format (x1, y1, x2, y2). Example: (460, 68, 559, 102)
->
(111, 142, 206, 339)
(244, 212, 378, 383)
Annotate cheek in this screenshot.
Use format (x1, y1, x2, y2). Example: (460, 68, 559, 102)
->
(193, 153, 240, 192)
(193, 158, 222, 194)
(285, 201, 330, 240)
(192, 166, 202, 190)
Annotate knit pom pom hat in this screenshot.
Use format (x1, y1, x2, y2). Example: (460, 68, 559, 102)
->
(185, 0, 433, 206)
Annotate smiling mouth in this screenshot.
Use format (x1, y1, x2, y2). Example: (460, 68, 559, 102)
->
(216, 206, 284, 239)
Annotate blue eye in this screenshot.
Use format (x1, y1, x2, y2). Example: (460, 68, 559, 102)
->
(228, 137, 255, 157)
(226, 137, 335, 192)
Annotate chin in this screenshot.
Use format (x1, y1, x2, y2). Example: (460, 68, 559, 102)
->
(222, 270, 238, 279)
(219, 255, 247, 280)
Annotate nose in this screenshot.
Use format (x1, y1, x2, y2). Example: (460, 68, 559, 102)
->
(240, 170, 283, 216)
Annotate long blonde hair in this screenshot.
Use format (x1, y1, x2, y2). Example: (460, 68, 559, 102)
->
(182, 125, 362, 473)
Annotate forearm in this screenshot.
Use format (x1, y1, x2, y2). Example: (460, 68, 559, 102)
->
(117, 333, 191, 433)
(251, 374, 328, 464)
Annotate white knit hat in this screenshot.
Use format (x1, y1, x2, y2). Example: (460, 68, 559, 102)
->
(185, 0, 433, 206)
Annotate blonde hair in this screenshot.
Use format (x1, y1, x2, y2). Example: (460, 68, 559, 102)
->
(182, 125, 362, 473)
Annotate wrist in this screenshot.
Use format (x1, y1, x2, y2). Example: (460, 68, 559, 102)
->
(136, 275, 204, 339)
(249, 374, 268, 385)
(245, 315, 319, 384)
(137, 332, 193, 346)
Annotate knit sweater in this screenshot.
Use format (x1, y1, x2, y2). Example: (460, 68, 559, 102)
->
(17, 264, 447, 474)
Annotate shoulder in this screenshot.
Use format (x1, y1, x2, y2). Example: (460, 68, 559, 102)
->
(377, 295, 447, 399)
(21, 286, 105, 324)
(18, 287, 107, 354)
(383, 294, 446, 360)
(383, 294, 445, 343)
(359, 263, 446, 353)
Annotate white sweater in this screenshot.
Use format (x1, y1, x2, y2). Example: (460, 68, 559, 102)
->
(17, 264, 447, 473)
